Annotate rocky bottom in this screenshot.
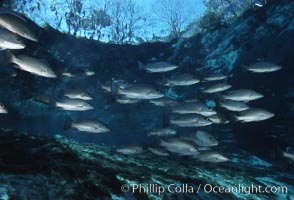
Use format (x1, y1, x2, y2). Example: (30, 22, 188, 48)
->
(0, 129, 293, 200)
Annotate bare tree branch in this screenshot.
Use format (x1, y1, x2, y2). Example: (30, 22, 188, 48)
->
(152, 0, 192, 37)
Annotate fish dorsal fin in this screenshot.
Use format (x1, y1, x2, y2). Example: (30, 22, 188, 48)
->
(162, 108, 169, 128)
(38, 58, 50, 65)
(17, 55, 31, 60)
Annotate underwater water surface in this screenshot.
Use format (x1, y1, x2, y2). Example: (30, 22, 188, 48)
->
(0, 0, 293, 199)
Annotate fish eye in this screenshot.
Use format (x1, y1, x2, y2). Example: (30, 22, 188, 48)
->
(16, 38, 21, 42)
(0, 104, 4, 108)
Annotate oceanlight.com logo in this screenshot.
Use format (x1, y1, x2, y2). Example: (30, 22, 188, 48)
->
(120, 183, 289, 196)
(202, 184, 288, 195)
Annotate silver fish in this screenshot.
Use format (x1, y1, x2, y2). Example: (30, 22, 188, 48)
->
(149, 97, 177, 107)
(112, 83, 163, 100)
(61, 69, 95, 77)
(50, 98, 94, 111)
(0, 102, 8, 114)
(170, 113, 208, 124)
(163, 73, 200, 86)
(172, 121, 212, 127)
(243, 62, 282, 73)
(64, 117, 110, 133)
(203, 82, 232, 93)
(160, 138, 199, 156)
(61, 71, 76, 77)
(0, 27, 25, 50)
(197, 151, 229, 162)
(203, 73, 227, 81)
(147, 128, 176, 137)
(172, 102, 217, 116)
(223, 89, 263, 101)
(138, 61, 179, 73)
(0, 13, 38, 42)
(283, 146, 294, 161)
(283, 152, 294, 161)
(31, 94, 50, 105)
(233, 108, 274, 122)
(60, 90, 92, 101)
(97, 80, 132, 93)
(219, 99, 250, 111)
(183, 97, 201, 103)
(4, 51, 57, 78)
(116, 145, 144, 155)
(84, 69, 95, 76)
(115, 95, 141, 104)
(148, 147, 170, 156)
(181, 131, 218, 147)
(208, 113, 229, 124)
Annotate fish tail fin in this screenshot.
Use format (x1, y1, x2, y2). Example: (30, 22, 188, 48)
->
(96, 80, 103, 89)
(159, 139, 166, 146)
(63, 116, 72, 130)
(214, 100, 221, 109)
(106, 94, 116, 105)
(169, 119, 175, 124)
(109, 147, 116, 155)
(111, 82, 120, 96)
(273, 146, 283, 160)
(162, 75, 168, 85)
(49, 97, 56, 110)
(229, 114, 240, 123)
(57, 90, 64, 98)
(155, 75, 165, 86)
(138, 61, 145, 71)
(241, 64, 248, 72)
(282, 151, 288, 159)
(233, 115, 239, 121)
(214, 94, 224, 108)
(146, 132, 151, 137)
(1, 50, 15, 66)
(213, 93, 224, 101)
(32, 94, 50, 105)
(162, 108, 169, 128)
(286, 146, 293, 152)
(32, 34, 39, 42)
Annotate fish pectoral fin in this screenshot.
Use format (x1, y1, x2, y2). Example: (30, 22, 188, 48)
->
(29, 71, 41, 76)
(12, 64, 21, 69)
